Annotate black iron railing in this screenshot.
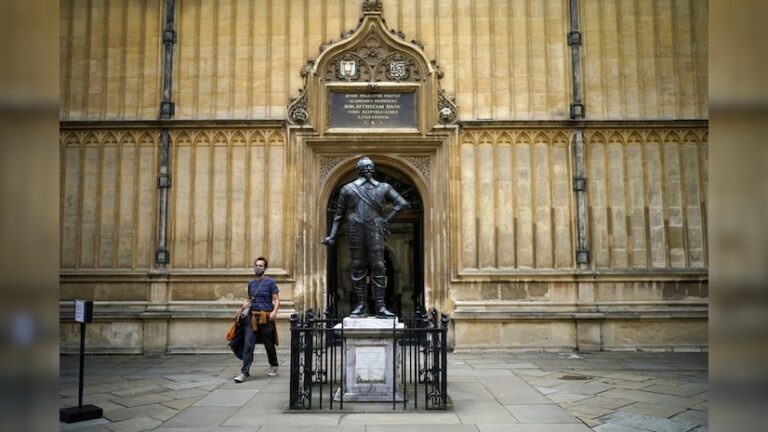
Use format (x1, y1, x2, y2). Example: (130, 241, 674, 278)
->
(289, 309, 449, 411)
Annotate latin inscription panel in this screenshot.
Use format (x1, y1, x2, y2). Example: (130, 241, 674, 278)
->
(330, 92, 416, 129)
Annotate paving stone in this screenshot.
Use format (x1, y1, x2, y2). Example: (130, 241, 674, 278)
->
(575, 395, 635, 410)
(448, 368, 515, 377)
(465, 358, 511, 365)
(598, 388, 693, 408)
(592, 424, 648, 431)
(504, 403, 580, 423)
(585, 371, 653, 382)
(641, 383, 708, 397)
(551, 381, 615, 395)
(568, 405, 616, 419)
(514, 370, 559, 377)
(619, 402, 686, 418)
(534, 386, 559, 395)
(61, 383, 122, 397)
(60, 417, 111, 431)
(193, 389, 259, 407)
(599, 411, 700, 432)
(547, 392, 593, 405)
(453, 400, 519, 424)
(162, 406, 240, 427)
(236, 392, 289, 414)
(477, 375, 551, 404)
(338, 412, 460, 426)
(255, 426, 364, 432)
(162, 379, 227, 391)
(102, 416, 162, 432)
(111, 393, 176, 407)
(366, 425, 477, 432)
(690, 401, 708, 411)
(61, 396, 123, 411)
(156, 388, 208, 400)
(595, 378, 653, 390)
(225, 412, 341, 427)
(153, 428, 258, 432)
(111, 386, 170, 398)
(476, 424, 592, 432)
(103, 404, 179, 422)
(578, 415, 603, 427)
(161, 396, 204, 411)
(445, 374, 481, 383)
(670, 409, 708, 426)
(529, 377, 574, 388)
(446, 382, 495, 400)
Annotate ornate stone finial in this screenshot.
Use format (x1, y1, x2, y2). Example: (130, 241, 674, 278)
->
(300, 60, 315, 78)
(431, 60, 444, 80)
(363, 0, 383, 13)
(437, 88, 457, 124)
(288, 90, 309, 124)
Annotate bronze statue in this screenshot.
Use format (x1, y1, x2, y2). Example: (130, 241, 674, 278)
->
(322, 157, 408, 318)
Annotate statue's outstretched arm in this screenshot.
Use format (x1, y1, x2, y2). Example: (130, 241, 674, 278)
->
(322, 190, 348, 246)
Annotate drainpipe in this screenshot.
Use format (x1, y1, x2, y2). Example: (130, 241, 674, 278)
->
(568, 0, 589, 267)
(156, 0, 176, 268)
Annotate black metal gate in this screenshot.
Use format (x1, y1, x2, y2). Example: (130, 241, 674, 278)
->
(289, 309, 449, 411)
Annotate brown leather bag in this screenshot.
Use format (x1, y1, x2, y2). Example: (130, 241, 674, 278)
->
(225, 308, 244, 341)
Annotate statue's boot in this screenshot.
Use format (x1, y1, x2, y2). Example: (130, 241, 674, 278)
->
(349, 278, 367, 317)
(372, 276, 396, 318)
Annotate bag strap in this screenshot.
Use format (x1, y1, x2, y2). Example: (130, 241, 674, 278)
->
(249, 278, 266, 301)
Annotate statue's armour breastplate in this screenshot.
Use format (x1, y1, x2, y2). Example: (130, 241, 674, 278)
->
(347, 182, 387, 222)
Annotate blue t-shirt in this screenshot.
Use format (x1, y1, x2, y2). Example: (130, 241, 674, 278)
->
(248, 277, 279, 311)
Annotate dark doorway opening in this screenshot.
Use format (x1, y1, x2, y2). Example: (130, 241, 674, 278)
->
(325, 165, 424, 319)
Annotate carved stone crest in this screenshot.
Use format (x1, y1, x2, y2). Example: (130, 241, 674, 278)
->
(339, 59, 357, 80)
(388, 60, 408, 80)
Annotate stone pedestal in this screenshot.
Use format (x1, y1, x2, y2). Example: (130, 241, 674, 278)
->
(334, 317, 405, 402)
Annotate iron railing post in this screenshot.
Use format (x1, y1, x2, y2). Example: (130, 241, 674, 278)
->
(289, 313, 300, 409)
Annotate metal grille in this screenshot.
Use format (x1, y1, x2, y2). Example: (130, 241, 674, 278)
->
(289, 309, 449, 411)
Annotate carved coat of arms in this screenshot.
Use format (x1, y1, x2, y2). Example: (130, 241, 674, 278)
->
(339, 59, 357, 79)
(388, 60, 408, 79)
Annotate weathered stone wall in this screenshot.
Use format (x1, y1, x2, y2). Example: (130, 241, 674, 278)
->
(59, 0, 707, 121)
(59, 0, 708, 353)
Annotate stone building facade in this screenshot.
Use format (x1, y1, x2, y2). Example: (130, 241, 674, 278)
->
(60, 0, 708, 353)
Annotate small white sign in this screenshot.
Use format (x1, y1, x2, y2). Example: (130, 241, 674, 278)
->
(75, 300, 92, 323)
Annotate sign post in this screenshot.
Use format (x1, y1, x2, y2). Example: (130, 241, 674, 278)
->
(60, 300, 103, 423)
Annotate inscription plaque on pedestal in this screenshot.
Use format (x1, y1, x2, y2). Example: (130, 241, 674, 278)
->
(355, 346, 386, 383)
(330, 91, 416, 129)
(333, 317, 405, 402)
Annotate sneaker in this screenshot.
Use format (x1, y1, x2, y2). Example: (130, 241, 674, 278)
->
(267, 366, 278, 377)
(234, 372, 248, 383)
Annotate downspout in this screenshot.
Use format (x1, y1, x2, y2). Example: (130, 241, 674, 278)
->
(156, 0, 176, 268)
(568, 0, 589, 267)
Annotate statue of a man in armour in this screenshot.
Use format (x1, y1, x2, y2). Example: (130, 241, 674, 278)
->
(321, 156, 409, 318)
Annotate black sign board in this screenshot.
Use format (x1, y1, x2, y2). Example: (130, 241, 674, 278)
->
(330, 91, 416, 129)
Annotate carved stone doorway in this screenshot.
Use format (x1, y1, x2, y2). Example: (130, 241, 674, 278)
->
(325, 165, 424, 319)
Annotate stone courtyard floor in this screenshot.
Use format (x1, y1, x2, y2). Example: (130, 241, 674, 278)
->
(60, 351, 707, 432)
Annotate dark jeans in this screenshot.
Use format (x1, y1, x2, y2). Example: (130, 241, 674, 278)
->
(240, 313, 278, 374)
